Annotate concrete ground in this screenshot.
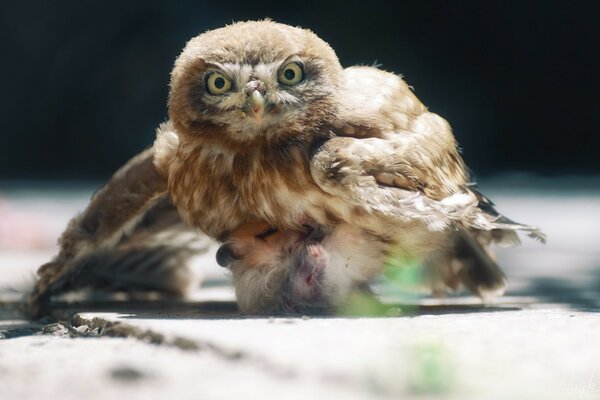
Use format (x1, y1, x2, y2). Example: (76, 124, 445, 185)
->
(1, 177, 599, 400)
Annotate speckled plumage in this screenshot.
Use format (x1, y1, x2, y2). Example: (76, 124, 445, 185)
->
(157, 21, 474, 238)
(158, 21, 344, 239)
(153, 20, 543, 312)
(29, 20, 544, 316)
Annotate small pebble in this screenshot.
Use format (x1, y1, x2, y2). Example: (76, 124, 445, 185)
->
(41, 323, 69, 337)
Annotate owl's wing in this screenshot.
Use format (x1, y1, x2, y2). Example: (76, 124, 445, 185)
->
(311, 135, 544, 241)
(330, 67, 469, 194)
(313, 66, 544, 240)
(26, 141, 185, 316)
(311, 135, 475, 230)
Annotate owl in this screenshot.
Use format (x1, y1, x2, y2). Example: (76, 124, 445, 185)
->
(157, 20, 543, 308)
(158, 20, 543, 237)
(27, 20, 544, 316)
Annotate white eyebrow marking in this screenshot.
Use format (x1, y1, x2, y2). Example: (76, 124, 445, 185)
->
(254, 62, 279, 81)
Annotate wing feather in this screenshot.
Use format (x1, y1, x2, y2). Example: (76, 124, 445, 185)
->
(27, 146, 172, 316)
(314, 66, 544, 242)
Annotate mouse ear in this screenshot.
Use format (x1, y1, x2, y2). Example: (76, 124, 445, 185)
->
(216, 244, 237, 267)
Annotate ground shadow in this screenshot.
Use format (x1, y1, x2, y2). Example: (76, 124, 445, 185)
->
(36, 298, 524, 321)
(517, 273, 600, 312)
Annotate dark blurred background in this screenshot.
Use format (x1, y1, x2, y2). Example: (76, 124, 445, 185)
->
(1, 0, 598, 181)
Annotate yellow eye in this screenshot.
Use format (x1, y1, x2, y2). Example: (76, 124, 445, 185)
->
(278, 62, 304, 85)
(206, 72, 232, 95)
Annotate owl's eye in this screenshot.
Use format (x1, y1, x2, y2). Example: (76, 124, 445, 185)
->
(278, 62, 304, 86)
(206, 72, 232, 95)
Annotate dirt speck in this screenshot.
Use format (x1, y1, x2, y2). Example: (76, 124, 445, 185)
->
(110, 366, 146, 383)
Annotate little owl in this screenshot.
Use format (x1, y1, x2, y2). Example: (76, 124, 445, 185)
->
(28, 20, 544, 315)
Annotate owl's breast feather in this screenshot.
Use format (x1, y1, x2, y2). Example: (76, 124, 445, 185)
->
(167, 142, 347, 239)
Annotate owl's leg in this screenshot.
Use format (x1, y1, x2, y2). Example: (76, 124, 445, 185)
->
(453, 230, 508, 299)
(26, 147, 171, 317)
(424, 229, 507, 300)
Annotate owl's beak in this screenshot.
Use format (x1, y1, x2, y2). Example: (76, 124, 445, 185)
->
(247, 90, 265, 123)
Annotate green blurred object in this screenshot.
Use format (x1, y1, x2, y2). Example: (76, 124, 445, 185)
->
(340, 251, 424, 316)
(339, 292, 401, 317)
(383, 252, 422, 291)
(380, 251, 424, 306)
(407, 343, 455, 395)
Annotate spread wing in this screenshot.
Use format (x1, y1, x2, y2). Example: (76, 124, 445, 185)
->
(312, 66, 545, 241)
(26, 143, 197, 316)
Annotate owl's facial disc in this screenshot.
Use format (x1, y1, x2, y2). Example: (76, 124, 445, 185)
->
(197, 59, 321, 139)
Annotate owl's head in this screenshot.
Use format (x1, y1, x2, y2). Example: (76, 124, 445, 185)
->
(168, 20, 343, 144)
